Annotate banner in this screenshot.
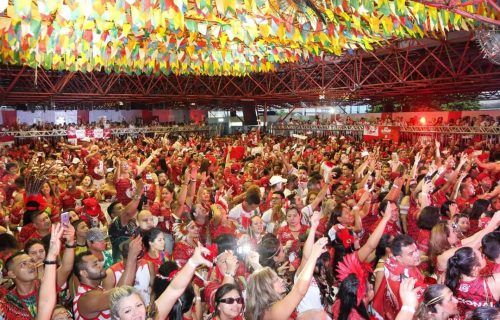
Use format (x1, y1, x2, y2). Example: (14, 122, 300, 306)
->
(67, 128, 111, 140)
(363, 125, 379, 141)
(380, 126, 400, 143)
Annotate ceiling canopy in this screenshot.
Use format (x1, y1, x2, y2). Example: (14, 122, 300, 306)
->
(0, 0, 497, 76)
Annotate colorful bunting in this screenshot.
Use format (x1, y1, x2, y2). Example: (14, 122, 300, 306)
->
(0, 0, 495, 76)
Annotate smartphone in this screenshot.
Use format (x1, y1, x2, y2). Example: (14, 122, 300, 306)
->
(61, 212, 70, 226)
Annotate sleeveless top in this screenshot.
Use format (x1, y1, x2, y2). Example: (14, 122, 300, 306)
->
(456, 276, 497, 320)
(109, 260, 152, 305)
(73, 284, 111, 320)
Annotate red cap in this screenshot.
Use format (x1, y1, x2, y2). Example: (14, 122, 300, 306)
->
(82, 197, 102, 217)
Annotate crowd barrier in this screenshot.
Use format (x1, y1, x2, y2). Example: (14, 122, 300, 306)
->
(0, 125, 223, 145)
(269, 124, 500, 148)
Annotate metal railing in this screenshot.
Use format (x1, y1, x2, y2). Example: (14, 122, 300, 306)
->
(0, 125, 222, 138)
(268, 124, 500, 146)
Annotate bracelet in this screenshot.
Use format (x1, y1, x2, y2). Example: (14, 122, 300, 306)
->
(401, 306, 415, 313)
(195, 297, 202, 301)
(43, 260, 57, 265)
(224, 272, 235, 277)
(187, 258, 198, 269)
(392, 185, 400, 189)
(65, 243, 76, 248)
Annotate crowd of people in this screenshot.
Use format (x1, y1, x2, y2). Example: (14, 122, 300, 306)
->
(0, 127, 497, 320)
(287, 114, 500, 127)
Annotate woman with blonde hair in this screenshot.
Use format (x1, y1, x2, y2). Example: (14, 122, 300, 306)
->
(414, 284, 459, 320)
(109, 242, 212, 320)
(245, 237, 328, 320)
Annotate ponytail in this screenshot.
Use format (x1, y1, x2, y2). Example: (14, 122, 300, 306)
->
(444, 247, 477, 294)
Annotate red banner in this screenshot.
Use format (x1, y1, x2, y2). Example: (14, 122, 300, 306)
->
(380, 126, 400, 143)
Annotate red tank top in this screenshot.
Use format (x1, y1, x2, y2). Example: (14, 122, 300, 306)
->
(456, 277, 497, 319)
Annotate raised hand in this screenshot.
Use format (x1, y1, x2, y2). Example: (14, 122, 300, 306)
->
(399, 278, 419, 310)
(310, 212, 321, 229)
(128, 235, 143, 259)
(46, 223, 65, 261)
(190, 242, 213, 268)
(311, 237, 328, 258)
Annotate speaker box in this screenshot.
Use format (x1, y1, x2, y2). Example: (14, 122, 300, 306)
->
(242, 106, 258, 125)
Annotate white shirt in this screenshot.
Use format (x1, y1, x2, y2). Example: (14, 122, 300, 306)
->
(228, 203, 259, 224)
(261, 208, 286, 233)
(295, 275, 324, 314)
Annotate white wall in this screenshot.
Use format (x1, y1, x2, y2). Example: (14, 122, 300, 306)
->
(17, 110, 78, 124)
(89, 110, 142, 123)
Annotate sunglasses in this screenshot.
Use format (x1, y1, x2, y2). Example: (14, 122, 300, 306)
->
(219, 297, 244, 305)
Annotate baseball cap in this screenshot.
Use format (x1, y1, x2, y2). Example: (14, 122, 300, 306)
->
(86, 228, 107, 242)
(83, 197, 103, 217)
(269, 175, 287, 186)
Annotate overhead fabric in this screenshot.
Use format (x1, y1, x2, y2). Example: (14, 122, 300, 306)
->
(0, 0, 496, 76)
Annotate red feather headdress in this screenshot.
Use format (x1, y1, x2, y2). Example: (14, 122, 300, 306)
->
(336, 253, 373, 306)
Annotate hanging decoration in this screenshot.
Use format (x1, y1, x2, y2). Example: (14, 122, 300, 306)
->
(0, 0, 497, 76)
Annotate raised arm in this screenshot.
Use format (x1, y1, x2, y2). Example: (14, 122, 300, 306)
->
(357, 203, 392, 262)
(56, 223, 76, 289)
(438, 211, 500, 268)
(37, 224, 64, 320)
(137, 148, 161, 176)
(297, 212, 320, 274)
(155, 243, 213, 320)
(122, 178, 144, 222)
(266, 238, 328, 320)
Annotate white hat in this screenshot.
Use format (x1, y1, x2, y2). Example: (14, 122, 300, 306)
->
(72, 158, 81, 164)
(269, 175, 287, 186)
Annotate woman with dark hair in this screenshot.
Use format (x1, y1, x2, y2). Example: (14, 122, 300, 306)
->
(414, 284, 459, 320)
(331, 204, 393, 320)
(373, 234, 393, 293)
(469, 199, 491, 235)
(257, 234, 286, 272)
(445, 247, 500, 319)
(468, 307, 499, 320)
(417, 206, 441, 254)
(335, 274, 371, 320)
(211, 283, 244, 320)
(142, 227, 168, 272)
(440, 200, 459, 220)
(152, 261, 197, 320)
(277, 206, 309, 269)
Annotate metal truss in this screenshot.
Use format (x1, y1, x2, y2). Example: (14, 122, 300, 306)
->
(0, 32, 498, 108)
(399, 125, 500, 134)
(269, 124, 500, 136)
(0, 125, 221, 138)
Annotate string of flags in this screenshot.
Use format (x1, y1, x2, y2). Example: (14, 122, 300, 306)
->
(0, 0, 496, 76)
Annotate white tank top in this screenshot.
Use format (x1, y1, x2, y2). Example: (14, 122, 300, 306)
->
(111, 260, 152, 305)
